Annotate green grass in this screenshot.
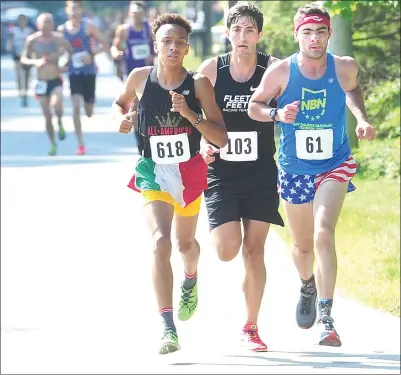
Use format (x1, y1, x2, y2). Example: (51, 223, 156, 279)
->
(274, 140, 400, 316)
(183, 51, 202, 71)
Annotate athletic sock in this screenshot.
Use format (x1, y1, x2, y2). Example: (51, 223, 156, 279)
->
(159, 308, 176, 332)
(301, 274, 316, 294)
(182, 270, 197, 289)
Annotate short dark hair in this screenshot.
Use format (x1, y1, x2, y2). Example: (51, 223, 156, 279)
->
(130, 1, 146, 11)
(227, 2, 263, 33)
(152, 13, 192, 40)
(294, 2, 330, 25)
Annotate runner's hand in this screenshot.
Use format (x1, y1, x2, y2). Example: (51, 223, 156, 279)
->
(200, 142, 220, 165)
(169, 90, 191, 119)
(356, 121, 376, 141)
(81, 53, 93, 65)
(119, 111, 136, 134)
(112, 49, 124, 60)
(277, 100, 300, 123)
(35, 57, 47, 68)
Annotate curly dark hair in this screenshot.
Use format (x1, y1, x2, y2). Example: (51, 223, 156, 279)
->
(151, 13, 192, 40)
(294, 2, 330, 25)
(227, 2, 263, 33)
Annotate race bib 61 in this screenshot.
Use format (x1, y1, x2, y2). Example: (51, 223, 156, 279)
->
(295, 129, 333, 160)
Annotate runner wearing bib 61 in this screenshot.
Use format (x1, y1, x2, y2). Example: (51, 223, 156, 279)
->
(248, 2, 376, 347)
(198, 2, 284, 352)
(113, 13, 227, 354)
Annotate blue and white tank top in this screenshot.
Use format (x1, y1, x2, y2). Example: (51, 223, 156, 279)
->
(277, 52, 350, 175)
(63, 21, 96, 76)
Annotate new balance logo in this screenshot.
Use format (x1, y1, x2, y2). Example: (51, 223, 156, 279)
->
(182, 90, 190, 95)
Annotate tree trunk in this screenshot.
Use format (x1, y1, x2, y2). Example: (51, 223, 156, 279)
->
(225, 0, 237, 53)
(202, 0, 213, 58)
(328, 14, 358, 149)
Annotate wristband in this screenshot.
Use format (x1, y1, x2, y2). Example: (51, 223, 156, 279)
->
(192, 113, 203, 127)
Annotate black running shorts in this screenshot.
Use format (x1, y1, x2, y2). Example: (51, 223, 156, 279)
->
(69, 74, 96, 103)
(204, 186, 284, 231)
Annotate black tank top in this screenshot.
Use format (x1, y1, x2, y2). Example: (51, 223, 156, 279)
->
(208, 52, 277, 187)
(136, 67, 202, 158)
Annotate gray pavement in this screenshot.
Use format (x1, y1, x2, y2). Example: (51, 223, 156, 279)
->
(1, 54, 400, 374)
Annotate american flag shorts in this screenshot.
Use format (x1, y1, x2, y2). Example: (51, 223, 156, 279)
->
(277, 156, 357, 204)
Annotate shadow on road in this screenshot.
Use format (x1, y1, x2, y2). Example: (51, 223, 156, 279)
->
(171, 351, 400, 371)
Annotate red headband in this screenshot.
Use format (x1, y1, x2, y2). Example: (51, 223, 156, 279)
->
(295, 14, 330, 32)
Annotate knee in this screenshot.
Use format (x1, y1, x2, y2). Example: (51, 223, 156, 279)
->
(242, 238, 265, 264)
(292, 241, 313, 257)
(176, 238, 195, 255)
(215, 237, 241, 262)
(153, 234, 172, 260)
(314, 227, 334, 253)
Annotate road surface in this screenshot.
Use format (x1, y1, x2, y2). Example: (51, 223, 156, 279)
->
(1, 54, 400, 374)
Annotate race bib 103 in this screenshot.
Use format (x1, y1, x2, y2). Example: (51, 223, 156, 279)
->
(220, 131, 258, 162)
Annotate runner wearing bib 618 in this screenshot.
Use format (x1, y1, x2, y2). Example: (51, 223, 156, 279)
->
(114, 13, 227, 355)
(248, 2, 376, 347)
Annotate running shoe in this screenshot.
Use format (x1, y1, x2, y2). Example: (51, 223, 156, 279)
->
(159, 329, 180, 354)
(296, 283, 317, 329)
(58, 122, 66, 141)
(317, 303, 341, 347)
(178, 283, 198, 321)
(48, 143, 57, 156)
(77, 145, 86, 155)
(240, 323, 268, 352)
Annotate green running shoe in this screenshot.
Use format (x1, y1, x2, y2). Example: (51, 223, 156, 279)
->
(58, 126, 66, 141)
(178, 283, 198, 321)
(48, 144, 57, 156)
(159, 329, 180, 354)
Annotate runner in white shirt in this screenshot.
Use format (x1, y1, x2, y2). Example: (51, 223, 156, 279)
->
(8, 14, 35, 107)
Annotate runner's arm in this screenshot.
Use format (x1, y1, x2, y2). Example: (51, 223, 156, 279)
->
(193, 74, 228, 148)
(341, 57, 370, 124)
(88, 23, 108, 55)
(110, 25, 125, 59)
(248, 61, 286, 122)
(197, 57, 218, 145)
(56, 33, 73, 67)
(20, 35, 38, 66)
(112, 67, 148, 122)
(7, 32, 14, 53)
